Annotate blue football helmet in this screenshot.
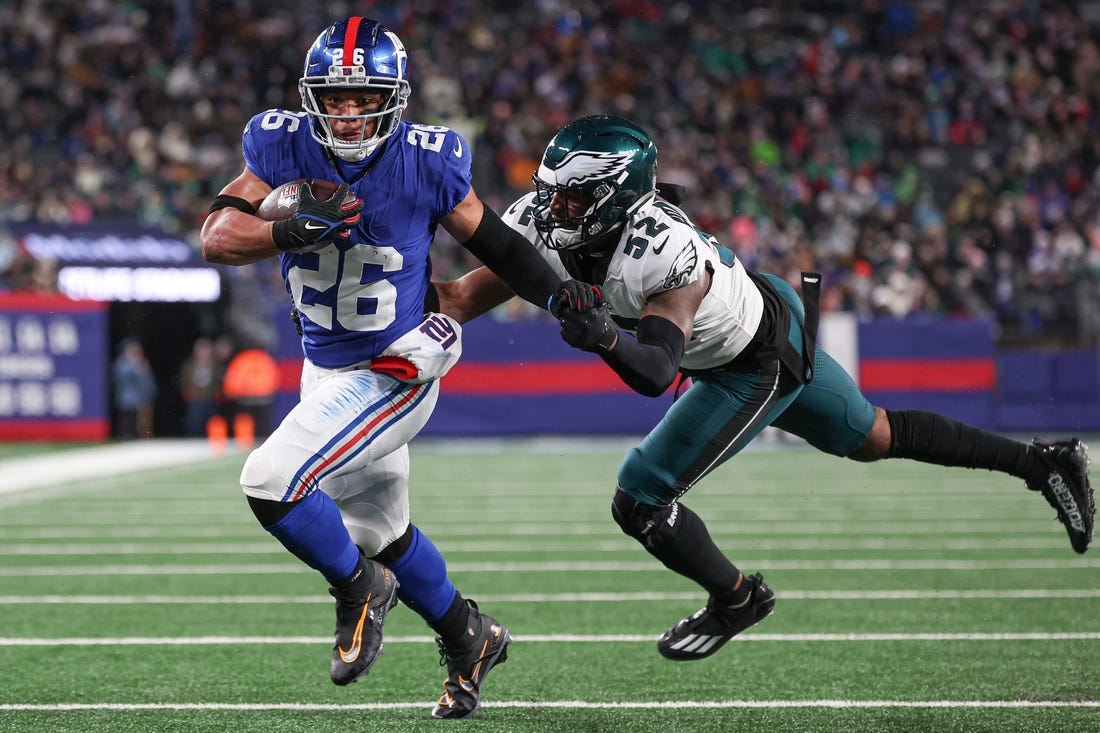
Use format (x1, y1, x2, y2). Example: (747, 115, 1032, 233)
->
(532, 115, 658, 251)
(299, 17, 411, 162)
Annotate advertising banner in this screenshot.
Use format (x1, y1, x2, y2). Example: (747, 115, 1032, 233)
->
(0, 294, 109, 440)
(8, 222, 221, 303)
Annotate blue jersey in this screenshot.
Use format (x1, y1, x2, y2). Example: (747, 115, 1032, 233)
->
(242, 109, 472, 368)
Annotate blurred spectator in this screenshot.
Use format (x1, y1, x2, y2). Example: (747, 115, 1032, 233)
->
(112, 337, 157, 439)
(178, 336, 225, 437)
(1, 1, 1098, 345)
(0, 228, 31, 291)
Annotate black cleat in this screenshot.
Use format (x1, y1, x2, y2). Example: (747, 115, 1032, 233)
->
(657, 573, 775, 661)
(431, 600, 513, 719)
(1027, 438, 1094, 554)
(328, 556, 399, 686)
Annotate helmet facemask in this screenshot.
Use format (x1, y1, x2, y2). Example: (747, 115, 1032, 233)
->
(530, 114, 658, 252)
(532, 176, 636, 251)
(300, 81, 409, 162)
(299, 18, 411, 162)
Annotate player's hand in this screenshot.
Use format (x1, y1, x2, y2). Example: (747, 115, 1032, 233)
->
(558, 304, 617, 352)
(271, 182, 364, 253)
(548, 279, 603, 317)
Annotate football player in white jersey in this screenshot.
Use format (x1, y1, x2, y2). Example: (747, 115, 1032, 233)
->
(436, 114, 1093, 661)
(200, 17, 583, 717)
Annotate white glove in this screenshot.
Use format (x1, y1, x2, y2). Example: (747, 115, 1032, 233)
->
(369, 313, 462, 384)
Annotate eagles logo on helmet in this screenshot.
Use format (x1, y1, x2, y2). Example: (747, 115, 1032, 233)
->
(531, 115, 658, 251)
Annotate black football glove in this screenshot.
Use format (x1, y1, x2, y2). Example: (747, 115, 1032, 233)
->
(548, 279, 603, 317)
(271, 182, 364, 253)
(559, 304, 617, 352)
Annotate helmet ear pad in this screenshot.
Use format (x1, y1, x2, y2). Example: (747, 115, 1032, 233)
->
(604, 189, 639, 227)
(612, 189, 638, 209)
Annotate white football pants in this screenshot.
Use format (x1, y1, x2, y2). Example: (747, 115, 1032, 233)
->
(240, 359, 439, 555)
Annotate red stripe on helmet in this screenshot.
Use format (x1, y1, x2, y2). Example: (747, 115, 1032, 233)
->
(343, 16, 362, 65)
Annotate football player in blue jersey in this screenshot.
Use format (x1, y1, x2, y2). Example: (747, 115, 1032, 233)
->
(435, 114, 1094, 662)
(199, 17, 583, 718)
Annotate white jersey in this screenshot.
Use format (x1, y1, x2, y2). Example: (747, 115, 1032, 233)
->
(502, 193, 764, 371)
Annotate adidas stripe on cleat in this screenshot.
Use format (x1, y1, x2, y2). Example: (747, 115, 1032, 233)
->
(657, 573, 775, 661)
(1027, 438, 1094, 554)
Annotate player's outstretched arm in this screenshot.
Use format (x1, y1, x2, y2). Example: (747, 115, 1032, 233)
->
(200, 168, 281, 266)
(433, 266, 516, 324)
(442, 189, 562, 310)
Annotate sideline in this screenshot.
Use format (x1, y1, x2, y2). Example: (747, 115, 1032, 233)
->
(0, 439, 222, 495)
(0, 431, 812, 496)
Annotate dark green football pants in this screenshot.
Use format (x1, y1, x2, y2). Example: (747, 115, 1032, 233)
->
(618, 274, 876, 506)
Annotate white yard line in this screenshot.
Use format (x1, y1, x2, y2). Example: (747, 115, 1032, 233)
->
(1, 558, 1097, 576)
(2, 632, 1099, 646)
(2, 699, 1098, 711)
(0, 531, 1075, 550)
(1, 589, 1099, 604)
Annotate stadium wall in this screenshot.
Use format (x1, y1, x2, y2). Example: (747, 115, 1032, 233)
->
(2, 298, 1095, 442)
(270, 309, 1100, 437)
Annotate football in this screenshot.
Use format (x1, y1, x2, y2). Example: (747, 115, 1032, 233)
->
(255, 178, 352, 221)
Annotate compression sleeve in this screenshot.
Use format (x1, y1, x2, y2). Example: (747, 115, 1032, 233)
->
(600, 315, 685, 397)
(208, 194, 256, 215)
(461, 206, 560, 309)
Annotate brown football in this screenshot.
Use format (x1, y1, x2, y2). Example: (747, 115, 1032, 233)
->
(255, 179, 352, 220)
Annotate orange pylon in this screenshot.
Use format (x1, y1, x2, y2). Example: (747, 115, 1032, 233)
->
(206, 415, 228, 455)
(234, 412, 255, 450)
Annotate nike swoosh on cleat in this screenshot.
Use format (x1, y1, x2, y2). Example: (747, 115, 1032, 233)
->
(466, 640, 490, 681)
(337, 592, 372, 663)
(457, 675, 475, 692)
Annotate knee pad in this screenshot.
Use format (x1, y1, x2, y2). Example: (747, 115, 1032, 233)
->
(611, 487, 679, 550)
(239, 441, 285, 501)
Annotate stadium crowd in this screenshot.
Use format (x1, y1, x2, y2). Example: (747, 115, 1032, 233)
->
(2, 0, 1100, 345)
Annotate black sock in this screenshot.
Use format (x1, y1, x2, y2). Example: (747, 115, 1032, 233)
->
(430, 592, 472, 647)
(332, 552, 372, 591)
(643, 502, 746, 601)
(712, 573, 751, 608)
(886, 409, 1037, 480)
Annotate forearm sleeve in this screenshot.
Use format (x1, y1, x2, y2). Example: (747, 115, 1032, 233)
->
(461, 207, 560, 309)
(600, 315, 685, 397)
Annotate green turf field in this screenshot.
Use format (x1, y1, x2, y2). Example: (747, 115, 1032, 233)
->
(0, 439, 1097, 732)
